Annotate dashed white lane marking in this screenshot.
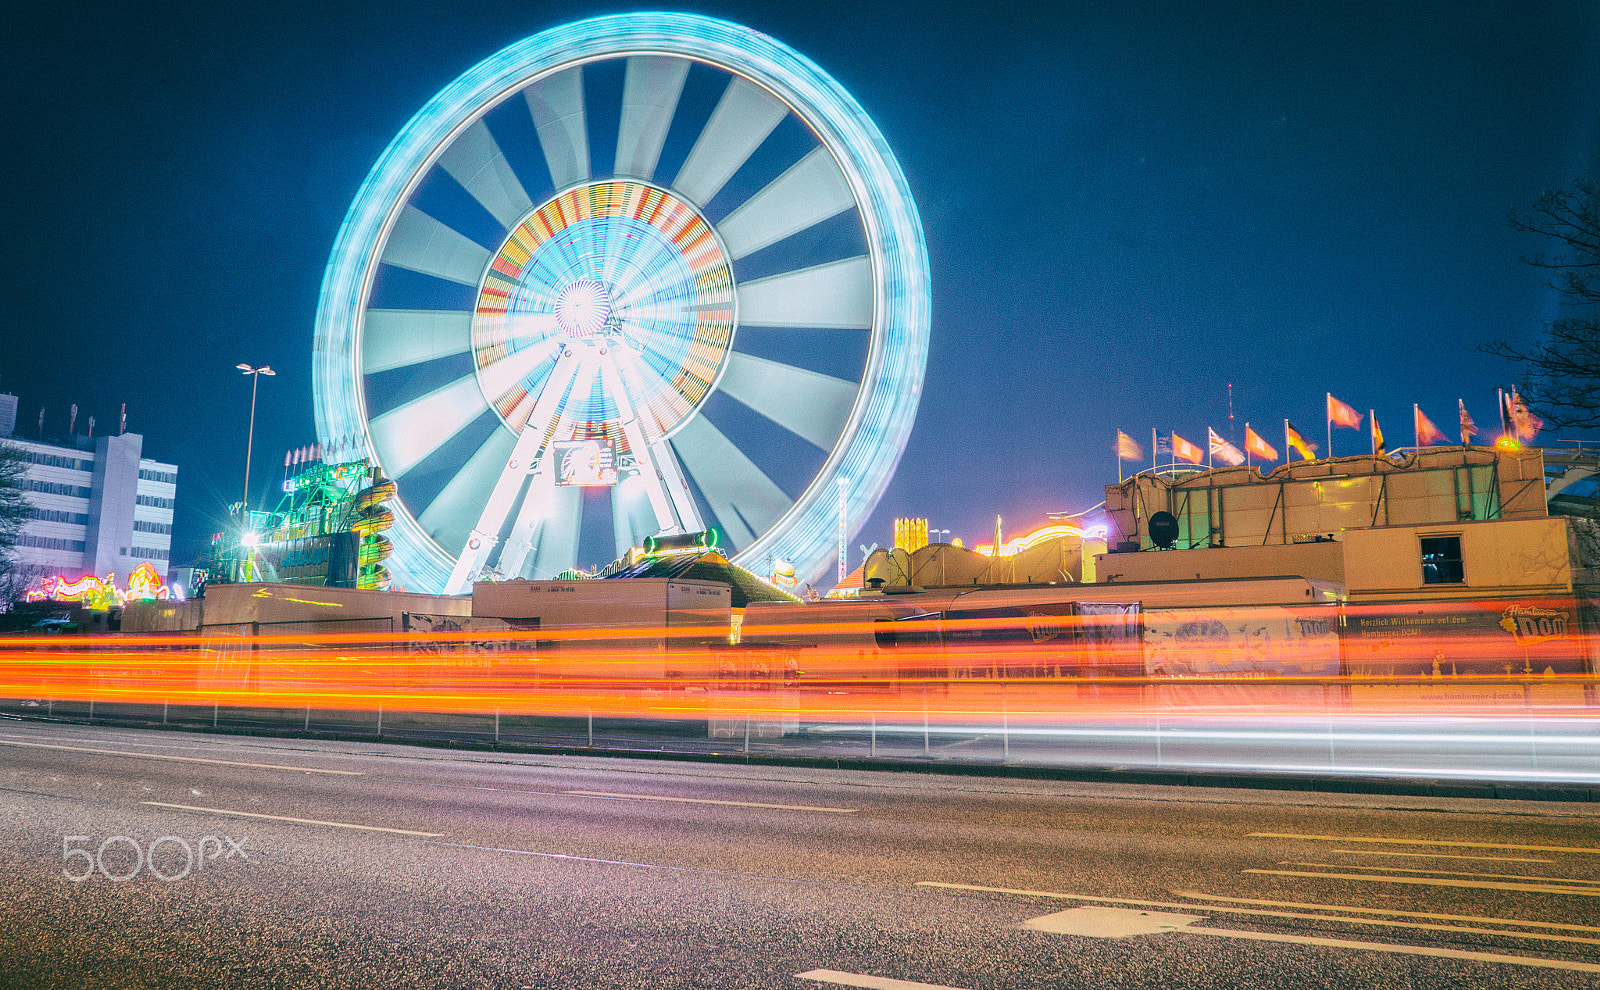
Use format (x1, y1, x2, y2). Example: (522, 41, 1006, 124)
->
(142, 802, 440, 836)
(1246, 867, 1600, 897)
(0, 739, 362, 775)
(796, 970, 975, 990)
(1248, 832, 1600, 856)
(1024, 906, 1203, 937)
(564, 790, 856, 813)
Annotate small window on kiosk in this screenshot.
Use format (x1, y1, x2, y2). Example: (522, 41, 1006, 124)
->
(1420, 535, 1464, 584)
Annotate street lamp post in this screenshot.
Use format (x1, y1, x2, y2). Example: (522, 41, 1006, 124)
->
(237, 363, 275, 517)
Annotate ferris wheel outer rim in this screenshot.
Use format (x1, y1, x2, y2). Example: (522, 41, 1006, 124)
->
(312, 12, 930, 592)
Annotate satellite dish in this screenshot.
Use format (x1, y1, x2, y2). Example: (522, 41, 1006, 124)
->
(1148, 511, 1179, 549)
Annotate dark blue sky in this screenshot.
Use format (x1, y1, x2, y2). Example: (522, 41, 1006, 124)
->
(4, 1, 1598, 569)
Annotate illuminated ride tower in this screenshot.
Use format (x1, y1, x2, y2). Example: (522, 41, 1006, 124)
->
(312, 13, 930, 594)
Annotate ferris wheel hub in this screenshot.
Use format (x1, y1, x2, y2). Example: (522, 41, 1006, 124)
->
(555, 279, 612, 339)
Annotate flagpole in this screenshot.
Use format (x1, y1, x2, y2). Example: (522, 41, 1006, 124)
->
(1117, 432, 1123, 484)
(1244, 422, 1251, 468)
(1284, 419, 1291, 463)
(1413, 403, 1420, 449)
(1150, 427, 1157, 475)
(1326, 393, 1333, 460)
(1369, 410, 1376, 457)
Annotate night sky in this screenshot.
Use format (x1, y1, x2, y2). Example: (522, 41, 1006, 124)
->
(4, 1, 1599, 574)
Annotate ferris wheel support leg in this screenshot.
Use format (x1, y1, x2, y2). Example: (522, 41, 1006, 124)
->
(444, 352, 583, 594)
(497, 452, 557, 578)
(599, 351, 695, 537)
(652, 438, 704, 535)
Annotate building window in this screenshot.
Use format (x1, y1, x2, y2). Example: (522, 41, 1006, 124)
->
(1421, 535, 1464, 584)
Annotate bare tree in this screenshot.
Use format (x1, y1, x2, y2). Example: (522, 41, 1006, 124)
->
(0, 442, 32, 608)
(1484, 178, 1600, 428)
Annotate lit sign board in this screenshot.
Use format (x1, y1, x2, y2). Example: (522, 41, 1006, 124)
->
(555, 440, 618, 487)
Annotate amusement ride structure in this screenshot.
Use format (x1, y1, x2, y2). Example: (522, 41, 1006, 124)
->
(312, 14, 930, 594)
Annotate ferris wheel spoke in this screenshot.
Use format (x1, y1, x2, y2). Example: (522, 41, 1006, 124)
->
(476, 333, 563, 403)
(715, 352, 858, 450)
(416, 426, 518, 551)
(436, 119, 535, 229)
(614, 56, 690, 182)
(717, 147, 856, 260)
(671, 415, 793, 551)
(737, 256, 874, 328)
(381, 205, 493, 286)
(368, 372, 488, 479)
(523, 66, 591, 192)
(362, 309, 473, 374)
(671, 78, 788, 208)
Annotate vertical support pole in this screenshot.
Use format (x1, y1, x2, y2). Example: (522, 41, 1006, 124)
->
(1001, 684, 1009, 761)
(213, 701, 218, 728)
(163, 701, 168, 725)
(89, 699, 94, 722)
(588, 709, 594, 747)
(305, 702, 311, 732)
(743, 715, 750, 754)
(870, 713, 877, 757)
(837, 477, 849, 585)
(1324, 683, 1335, 767)
(923, 682, 930, 756)
(494, 708, 500, 744)
(377, 704, 383, 737)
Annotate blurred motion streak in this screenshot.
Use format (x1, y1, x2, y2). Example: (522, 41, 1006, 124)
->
(2, 600, 1596, 725)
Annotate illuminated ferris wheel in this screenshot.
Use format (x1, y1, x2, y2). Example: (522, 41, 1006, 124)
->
(312, 13, 930, 594)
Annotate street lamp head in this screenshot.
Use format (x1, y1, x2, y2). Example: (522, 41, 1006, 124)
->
(259, 367, 275, 376)
(237, 363, 253, 372)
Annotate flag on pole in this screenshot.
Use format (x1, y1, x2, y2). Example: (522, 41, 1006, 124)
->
(1458, 399, 1477, 445)
(1285, 421, 1317, 461)
(1208, 428, 1245, 466)
(1327, 393, 1363, 429)
(1244, 424, 1278, 462)
(1170, 432, 1205, 464)
(1414, 404, 1446, 446)
(1115, 430, 1144, 462)
(1510, 387, 1543, 442)
(1371, 412, 1385, 456)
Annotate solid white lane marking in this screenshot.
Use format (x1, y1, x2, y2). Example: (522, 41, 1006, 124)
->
(1248, 832, 1600, 855)
(1023, 906, 1203, 937)
(564, 790, 856, 813)
(796, 970, 975, 990)
(142, 802, 440, 836)
(920, 882, 1600, 945)
(1283, 861, 1600, 885)
(1246, 868, 1600, 897)
(1171, 890, 1600, 933)
(1329, 848, 1553, 864)
(1005, 897, 1600, 972)
(0, 739, 362, 775)
(1188, 926, 1600, 974)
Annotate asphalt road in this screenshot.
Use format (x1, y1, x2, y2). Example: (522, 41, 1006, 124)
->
(1, 719, 1597, 989)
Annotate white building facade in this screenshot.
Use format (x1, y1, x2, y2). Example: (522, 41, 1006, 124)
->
(2, 393, 178, 584)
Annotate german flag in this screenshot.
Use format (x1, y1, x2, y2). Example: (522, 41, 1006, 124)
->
(1285, 420, 1318, 461)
